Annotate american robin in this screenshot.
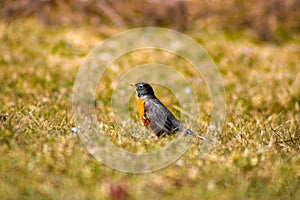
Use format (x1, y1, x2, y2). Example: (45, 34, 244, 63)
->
(129, 82, 206, 140)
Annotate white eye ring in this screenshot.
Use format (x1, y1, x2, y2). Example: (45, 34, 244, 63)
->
(138, 85, 143, 89)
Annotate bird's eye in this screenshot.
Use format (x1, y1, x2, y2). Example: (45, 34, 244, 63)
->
(138, 85, 143, 89)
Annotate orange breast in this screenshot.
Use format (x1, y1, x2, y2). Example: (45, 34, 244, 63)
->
(137, 98, 150, 126)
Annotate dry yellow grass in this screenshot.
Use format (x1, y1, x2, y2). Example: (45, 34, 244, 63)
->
(0, 19, 299, 199)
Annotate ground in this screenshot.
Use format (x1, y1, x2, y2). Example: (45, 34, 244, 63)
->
(0, 19, 299, 199)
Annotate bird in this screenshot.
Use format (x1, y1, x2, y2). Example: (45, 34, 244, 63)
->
(129, 82, 206, 140)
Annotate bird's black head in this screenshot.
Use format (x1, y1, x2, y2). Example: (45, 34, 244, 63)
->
(134, 82, 155, 98)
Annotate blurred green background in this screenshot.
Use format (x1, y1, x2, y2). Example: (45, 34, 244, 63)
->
(0, 1, 299, 200)
(1, 0, 300, 41)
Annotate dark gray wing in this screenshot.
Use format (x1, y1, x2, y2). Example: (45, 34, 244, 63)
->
(144, 99, 206, 140)
(144, 99, 174, 134)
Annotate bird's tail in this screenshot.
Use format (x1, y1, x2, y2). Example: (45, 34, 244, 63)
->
(183, 128, 206, 141)
(172, 121, 206, 140)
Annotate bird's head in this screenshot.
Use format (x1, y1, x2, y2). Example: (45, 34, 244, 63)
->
(129, 82, 155, 98)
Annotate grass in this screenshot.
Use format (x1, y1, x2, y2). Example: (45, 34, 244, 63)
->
(0, 19, 299, 199)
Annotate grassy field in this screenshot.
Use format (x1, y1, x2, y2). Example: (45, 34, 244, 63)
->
(0, 19, 300, 199)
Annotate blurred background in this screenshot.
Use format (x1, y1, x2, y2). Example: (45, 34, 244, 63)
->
(1, 0, 300, 41)
(1, 1, 299, 199)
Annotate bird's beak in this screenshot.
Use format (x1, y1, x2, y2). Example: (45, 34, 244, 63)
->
(128, 83, 135, 88)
